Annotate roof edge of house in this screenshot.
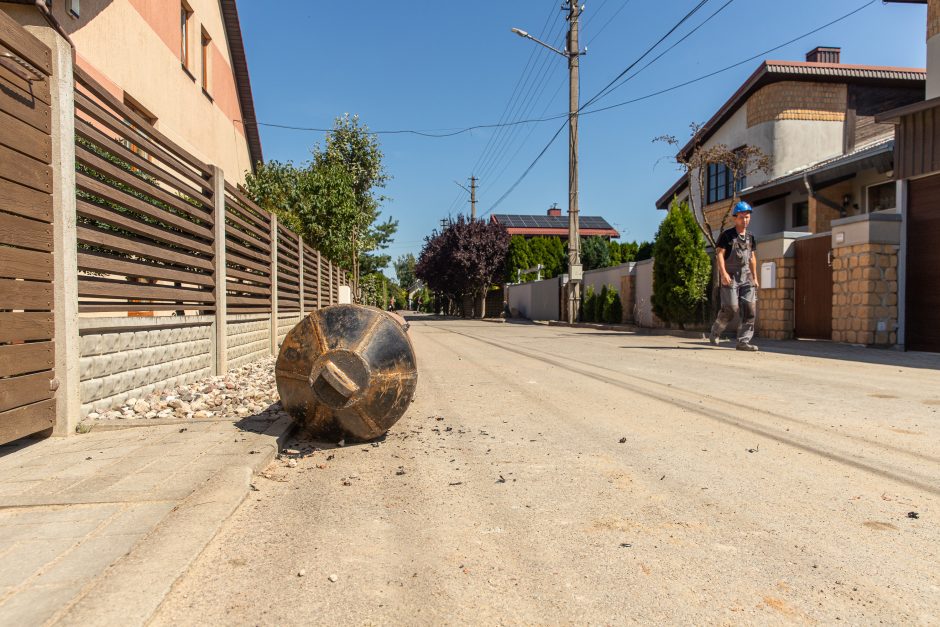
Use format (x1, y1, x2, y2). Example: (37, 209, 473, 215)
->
(677, 60, 925, 160)
(220, 0, 263, 171)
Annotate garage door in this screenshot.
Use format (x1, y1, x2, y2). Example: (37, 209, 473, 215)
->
(906, 174, 940, 352)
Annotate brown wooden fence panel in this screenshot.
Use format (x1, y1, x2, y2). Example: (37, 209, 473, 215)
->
(0, 12, 56, 444)
(224, 183, 272, 313)
(277, 225, 301, 312)
(73, 67, 215, 314)
(302, 242, 319, 311)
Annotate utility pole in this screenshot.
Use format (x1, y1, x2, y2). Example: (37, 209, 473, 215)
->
(470, 176, 477, 221)
(454, 176, 478, 221)
(566, 1, 582, 324)
(512, 3, 584, 322)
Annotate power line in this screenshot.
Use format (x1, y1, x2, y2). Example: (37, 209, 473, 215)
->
(580, 0, 712, 112)
(479, 0, 878, 218)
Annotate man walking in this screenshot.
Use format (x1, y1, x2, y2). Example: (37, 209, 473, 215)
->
(709, 201, 759, 351)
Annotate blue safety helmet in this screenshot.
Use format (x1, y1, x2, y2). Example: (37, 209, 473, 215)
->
(732, 201, 753, 215)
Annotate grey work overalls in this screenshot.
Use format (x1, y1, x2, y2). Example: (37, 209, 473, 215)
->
(711, 232, 757, 345)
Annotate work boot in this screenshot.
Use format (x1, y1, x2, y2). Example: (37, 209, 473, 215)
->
(708, 332, 719, 346)
(736, 342, 759, 352)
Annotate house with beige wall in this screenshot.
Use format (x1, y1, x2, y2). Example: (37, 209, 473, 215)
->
(875, 0, 940, 353)
(2, 0, 262, 183)
(656, 47, 924, 238)
(653, 47, 927, 348)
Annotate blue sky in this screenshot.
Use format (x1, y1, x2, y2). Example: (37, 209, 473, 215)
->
(238, 0, 926, 278)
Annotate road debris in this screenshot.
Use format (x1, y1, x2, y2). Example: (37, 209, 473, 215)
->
(328, 574, 338, 582)
(297, 569, 306, 577)
(746, 445, 760, 453)
(618, 437, 627, 443)
(908, 511, 920, 519)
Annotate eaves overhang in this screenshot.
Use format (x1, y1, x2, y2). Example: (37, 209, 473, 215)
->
(740, 138, 894, 204)
(220, 0, 263, 170)
(677, 61, 924, 161)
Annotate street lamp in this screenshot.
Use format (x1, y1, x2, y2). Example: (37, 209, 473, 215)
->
(511, 3, 584, 322)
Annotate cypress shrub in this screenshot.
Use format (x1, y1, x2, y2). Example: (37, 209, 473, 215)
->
(595, 285, 608, 323)
(651, 199, 711, 328)
(581, 285, 595, 322)
(603, 286, 623, 323)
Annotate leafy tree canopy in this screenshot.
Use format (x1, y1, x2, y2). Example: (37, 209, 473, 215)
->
(416, 215, 510, 300)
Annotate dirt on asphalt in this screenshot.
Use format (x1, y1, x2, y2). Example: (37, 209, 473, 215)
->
(152, 318, 940, 626)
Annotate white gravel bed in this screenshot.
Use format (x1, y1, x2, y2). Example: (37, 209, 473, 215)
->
(86, 357, 281, 422)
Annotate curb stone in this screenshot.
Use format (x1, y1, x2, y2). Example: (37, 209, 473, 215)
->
(50, 415, 294, 627)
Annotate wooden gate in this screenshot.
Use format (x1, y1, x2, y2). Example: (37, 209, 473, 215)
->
(906, 174, 940, 352)
(794, 234, 833, 340)
(0, 12, 56, 445)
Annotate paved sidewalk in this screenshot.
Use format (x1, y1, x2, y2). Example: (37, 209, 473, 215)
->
(0, 412, 293, 626)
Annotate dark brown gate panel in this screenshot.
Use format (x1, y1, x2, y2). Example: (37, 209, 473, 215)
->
(906, 174, 940, 352)
(0, 12, 55, 444)
(794, 235, 833, 340)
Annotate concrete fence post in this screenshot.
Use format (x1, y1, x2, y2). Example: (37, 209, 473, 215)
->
(210, 165, 227, 375)
(328, 261, 334, 305)
(24, 25, 80, 436)
(269, 214, 279, 355)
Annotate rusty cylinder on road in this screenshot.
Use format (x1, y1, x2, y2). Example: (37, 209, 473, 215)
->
(275, 304, 418, 441)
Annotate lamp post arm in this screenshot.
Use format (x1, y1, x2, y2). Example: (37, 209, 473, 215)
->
(510, 28, 568, 58)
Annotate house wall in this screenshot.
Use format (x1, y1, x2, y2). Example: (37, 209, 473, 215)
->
(8, 0, 254, 183)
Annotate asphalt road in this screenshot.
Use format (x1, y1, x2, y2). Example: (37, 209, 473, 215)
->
(153, 317, 940, 625)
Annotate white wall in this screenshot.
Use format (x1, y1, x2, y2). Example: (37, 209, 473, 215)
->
(507, 277, 560, 321)
(633, 260, 664, 328)
(583, 262, 634, 296)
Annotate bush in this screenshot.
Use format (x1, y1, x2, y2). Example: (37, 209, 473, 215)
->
(651, 199, 711, 328)
(603, 286, 623, 323)
(581, 285, 595, 322)
(595, 285, 607, 323)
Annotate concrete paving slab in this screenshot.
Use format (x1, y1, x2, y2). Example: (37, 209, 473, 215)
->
(0, 412, 293, 626)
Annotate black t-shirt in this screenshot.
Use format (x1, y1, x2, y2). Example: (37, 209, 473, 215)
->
(716, 227, 756, 260)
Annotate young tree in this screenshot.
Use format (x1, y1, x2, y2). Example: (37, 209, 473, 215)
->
(504, 235, 532, 282)
(655, 124, 771, 249)
(651, 199, 711, 329)
(580, 236, 611, 271)
(608, 242, 623, 266)
(393, 253, 417, 291)
(246, 115, 397, 302)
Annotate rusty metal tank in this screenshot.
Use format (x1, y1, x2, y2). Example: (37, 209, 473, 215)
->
(275, 304, 418, 441)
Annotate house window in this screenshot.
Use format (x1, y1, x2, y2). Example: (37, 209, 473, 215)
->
(68, 0, 80, 18)
(706, 163, 745, 205)
(792, 200, 809, 228)
(122, 94, 157, 163)
(180, 3, 193, 71)
(867, 181, 896, 213)
(201, 29, 211, 94)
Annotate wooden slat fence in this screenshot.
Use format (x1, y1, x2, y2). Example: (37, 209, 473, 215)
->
(302, 241, 320, 310)
(0, 12, 56, 444)
(74, 66, 216, 313)
(277, 224, 301, 312)
(224, 181, 272, 313)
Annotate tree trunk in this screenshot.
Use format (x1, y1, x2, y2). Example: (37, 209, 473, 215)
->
(476, 289, 486, 319)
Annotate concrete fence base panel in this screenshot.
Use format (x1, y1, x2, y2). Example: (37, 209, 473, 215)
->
(277, 312, 303, 348)
(78, 316, 214, 416)
(227, 314, 272, 370)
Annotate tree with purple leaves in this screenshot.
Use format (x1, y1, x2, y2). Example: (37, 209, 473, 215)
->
(416, 215, 510, 318)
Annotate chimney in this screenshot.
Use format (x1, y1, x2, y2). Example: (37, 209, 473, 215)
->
(806, 46, 840, 64)
(547, 204, 561, 217)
